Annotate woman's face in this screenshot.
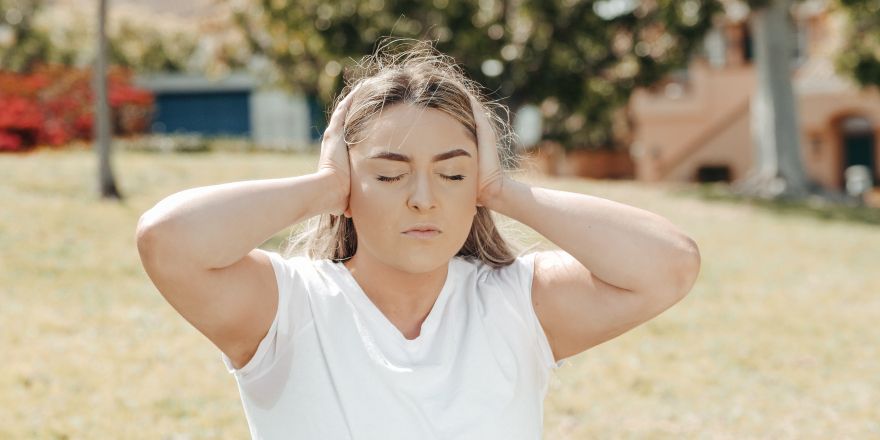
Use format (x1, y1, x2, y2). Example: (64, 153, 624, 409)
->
(344, 103, 479, 273)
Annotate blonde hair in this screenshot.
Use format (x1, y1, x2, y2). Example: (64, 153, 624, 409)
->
(281, 38, 538, 268)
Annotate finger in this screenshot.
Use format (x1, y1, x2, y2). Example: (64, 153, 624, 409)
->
(468, 94, 483, 129)
(468, 94, 495, 148)
(327, 83, 362, 132)
(469, 95, 503, 175)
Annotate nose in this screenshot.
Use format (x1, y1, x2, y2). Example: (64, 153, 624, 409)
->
(407, 172, 437, 212)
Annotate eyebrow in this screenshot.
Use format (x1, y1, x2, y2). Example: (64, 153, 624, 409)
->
(367, 148, 473, 163)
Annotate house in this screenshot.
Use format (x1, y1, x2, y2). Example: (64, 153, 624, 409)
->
(133, 71, 320, 151)
(628, 2, 880, 192)
(72, 0, 325, 151)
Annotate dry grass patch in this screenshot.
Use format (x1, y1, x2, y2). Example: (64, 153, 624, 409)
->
(1, 147, 877, 438)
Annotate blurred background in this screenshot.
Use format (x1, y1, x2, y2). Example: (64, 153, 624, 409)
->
(1, 0, 878, 438)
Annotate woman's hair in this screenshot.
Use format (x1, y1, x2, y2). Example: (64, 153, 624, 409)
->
(280, 37, 539, 268)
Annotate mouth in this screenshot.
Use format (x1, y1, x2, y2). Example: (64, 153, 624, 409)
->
(402, 230, 441, 239)
(402, 224, 442, 239)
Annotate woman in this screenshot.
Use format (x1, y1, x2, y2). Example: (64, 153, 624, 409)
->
(136, 40, 701, 439)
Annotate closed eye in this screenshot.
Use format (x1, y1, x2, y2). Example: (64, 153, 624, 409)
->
(376, 175, 403, 182)
(376, 174, 466, 182)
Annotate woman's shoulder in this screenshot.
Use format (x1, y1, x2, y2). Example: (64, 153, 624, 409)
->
(259, 250, 315, 269)
(465, 251, 538, 269)
(458, 252, 538, 285)
(256, 250, 336, 288)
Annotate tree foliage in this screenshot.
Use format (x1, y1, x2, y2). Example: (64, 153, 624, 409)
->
(834, 0, 880, 88)
(0, 0, 250, 76)
(740, 0, 878, 88)
(0, 0, 52, 72)
(228, 0, 722, 149)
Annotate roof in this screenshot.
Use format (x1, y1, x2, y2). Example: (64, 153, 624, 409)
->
(134, 71, 256, 93)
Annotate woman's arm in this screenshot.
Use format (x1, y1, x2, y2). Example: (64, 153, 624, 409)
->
(485, 177, 701, 360)
(137, 83, 360, 269)
(471, 93, 700, 360)
(137, 172, 343, 270)
(486, 177, 700, 295)
(136, 87, 358, 369)
(135, 172, 344, 368)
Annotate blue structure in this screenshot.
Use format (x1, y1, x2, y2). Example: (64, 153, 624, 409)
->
(153, 91, 252, 136)
(135, 72, 320, 147)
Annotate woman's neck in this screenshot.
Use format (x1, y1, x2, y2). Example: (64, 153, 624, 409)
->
(343, 254, 449, 322)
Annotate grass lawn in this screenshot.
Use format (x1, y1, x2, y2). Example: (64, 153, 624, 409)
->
(2, 146, 878, 438)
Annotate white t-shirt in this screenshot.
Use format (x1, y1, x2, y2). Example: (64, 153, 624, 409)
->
(220, 249, 566, 440)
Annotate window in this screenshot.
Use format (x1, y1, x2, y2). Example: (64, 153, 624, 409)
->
(696, 165, 732, 183)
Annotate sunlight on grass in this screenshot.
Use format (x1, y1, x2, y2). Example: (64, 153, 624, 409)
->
(1, 147, 878, 438)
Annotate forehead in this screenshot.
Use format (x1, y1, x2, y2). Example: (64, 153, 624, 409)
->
(350, 104, 476, 160)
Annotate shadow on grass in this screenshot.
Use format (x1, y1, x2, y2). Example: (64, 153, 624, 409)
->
(672, 182, 880, 226)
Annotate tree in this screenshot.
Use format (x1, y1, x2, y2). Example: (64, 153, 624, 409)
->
(227, 0, 721, 149)
(834, 0, 880, 89)
(0, 0, 51, 72)
(732, 0, 857, 201)
(2, 0, 249, 76)
(731, 0, 814, 199)
(95, 0, 121, 200)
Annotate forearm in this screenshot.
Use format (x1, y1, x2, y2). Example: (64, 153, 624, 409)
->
(487, 177, 699, 294)
(137, 171, 341, 269)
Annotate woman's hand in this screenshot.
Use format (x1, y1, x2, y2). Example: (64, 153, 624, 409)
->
(469, 95, 505, 208)
(317, 83, 361, 217)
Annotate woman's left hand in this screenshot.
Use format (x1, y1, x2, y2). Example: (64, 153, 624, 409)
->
(469, 95, 506, 209)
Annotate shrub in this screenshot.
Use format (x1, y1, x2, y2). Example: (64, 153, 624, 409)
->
(0, 63, 154, 152)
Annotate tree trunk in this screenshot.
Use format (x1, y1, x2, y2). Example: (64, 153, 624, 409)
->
(734, 0, 819, 201)
(95, 0, 122, 200)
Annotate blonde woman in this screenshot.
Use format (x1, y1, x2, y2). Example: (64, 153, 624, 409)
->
(136, 40, 701, 439)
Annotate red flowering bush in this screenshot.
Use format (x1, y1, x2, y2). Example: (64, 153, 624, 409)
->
(0, 64, 154, 152)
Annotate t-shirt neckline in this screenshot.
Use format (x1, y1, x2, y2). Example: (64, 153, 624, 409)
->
(330, 257, 458, 347)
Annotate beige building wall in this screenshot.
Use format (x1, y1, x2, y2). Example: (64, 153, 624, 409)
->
(629, 60, 756, 183)
(797, 89, 880, 190)
(661, 105, 753, 183)
(628, 6, 880, 192)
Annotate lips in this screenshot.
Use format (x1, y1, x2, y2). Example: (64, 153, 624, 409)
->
(402, 223, 441, 240)
(403, 224, 441, 233)
(402, 229, 441, 239)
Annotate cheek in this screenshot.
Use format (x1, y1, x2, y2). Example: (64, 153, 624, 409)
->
(348, 179, 398, 233)
(350, 178, 400, 211)
(467, 178, 479, 199)
(451, 177, 479, 207)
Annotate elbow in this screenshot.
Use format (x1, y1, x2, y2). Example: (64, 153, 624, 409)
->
(136, 212, 159, 245)
(135, 217, 159, 265)
(135, 212, 170, 264)
(672, 237, 701, 298)
(136, 208, 178, 245)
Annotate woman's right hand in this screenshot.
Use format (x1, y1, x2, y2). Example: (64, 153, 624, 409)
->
(317, 83, 361, 217)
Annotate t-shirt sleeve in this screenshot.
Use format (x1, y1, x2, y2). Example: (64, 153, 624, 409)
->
(491, 252, 566, 371)
(219, 248, 307, 380)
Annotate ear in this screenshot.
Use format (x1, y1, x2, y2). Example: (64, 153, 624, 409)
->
(343, 207, 352, 218)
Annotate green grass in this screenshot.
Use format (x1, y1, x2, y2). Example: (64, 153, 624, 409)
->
(676, 182, 880, 225)
(1, 146, 878, 438)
